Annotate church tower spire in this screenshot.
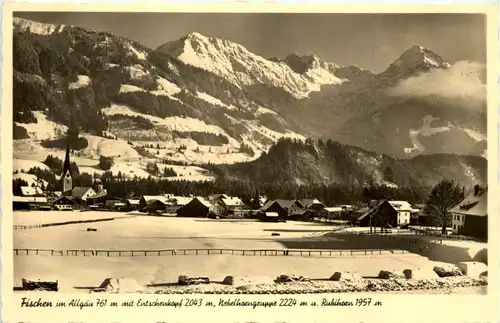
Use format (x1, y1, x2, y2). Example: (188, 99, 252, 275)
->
(61, 140, 73, 196)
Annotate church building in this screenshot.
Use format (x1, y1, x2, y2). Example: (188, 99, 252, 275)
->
(61, 142, 73, 196)
(52, 140, 107, 208)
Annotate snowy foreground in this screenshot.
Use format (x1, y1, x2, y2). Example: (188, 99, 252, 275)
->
(13, 213, 486, 294)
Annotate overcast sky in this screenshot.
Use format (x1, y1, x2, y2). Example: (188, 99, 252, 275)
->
(15, 12, 486, 72)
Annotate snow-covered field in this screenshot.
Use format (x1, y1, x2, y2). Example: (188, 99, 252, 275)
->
(103, 104, 232, 138)
(14, 211, 136, 226)
(14, 214, 440, 291)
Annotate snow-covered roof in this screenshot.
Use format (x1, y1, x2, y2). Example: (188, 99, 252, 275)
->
(388, 201, 415, 212)
(13, 196, 48, 203)
(449, 187, 487, 217)
(194, 197, 212, 208)
(86, 190, 107, 200)
(168, 196, 193, 206)
(127, 199, 140, 205)
(221, 196, 244, 207)
(324, 207, 344, 213)
(261, 199, 298, 210)
(20, 186, 38, 196)
(72, 187, 94, 198)
(142, 195, 169, 204)
(299, 198, 324, 208)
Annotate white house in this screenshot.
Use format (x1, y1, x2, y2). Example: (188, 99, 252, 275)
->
(387, 201, 418, 225)
(71, 187, 97, 202)
(449, 185, 487, 235)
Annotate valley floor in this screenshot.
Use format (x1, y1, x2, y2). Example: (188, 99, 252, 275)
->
(13, 213, 486, 294)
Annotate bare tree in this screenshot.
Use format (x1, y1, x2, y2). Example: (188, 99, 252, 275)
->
(424, 180, 464, 234)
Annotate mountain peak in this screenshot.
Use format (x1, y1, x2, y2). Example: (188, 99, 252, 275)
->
(394, 44, 450, 69)
(157, 33, 345, 99)
(13, 17, 66, 36)
(280, 53, 340, 74)
(186, 31, 209, 41)
(380, 44, 450, 79)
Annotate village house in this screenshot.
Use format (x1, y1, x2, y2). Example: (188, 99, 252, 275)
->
(125, 199, 141, 211)
(259, 212, 284, 222)
(105, 199, 123, 210)
(13, 196, 49, 210)
(209, 194, 246, 217)
(410, 203, 428, 225)
(139, 195, 169, 213)
(12, 184, 50, 210)
(165, 195, 193, 214)
(51, 186, 97, 208)
(287, 200, 306, 217)
(322, 207, 345, 220)
(176, 197, 212, 218)
(449, 185, 487, 239)
(260, 199, 302, 220)
(355, 207, 373, 227)
(299, 198, 325, 214)
(356, 200, 417, 228)
(85, 179, 108, 206)
(52, 195, 77, 211)
(71, 187, 97, 204)
(85, 190, 108, 207)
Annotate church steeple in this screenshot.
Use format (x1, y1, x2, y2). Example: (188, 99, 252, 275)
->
(61, 140, 73, 196)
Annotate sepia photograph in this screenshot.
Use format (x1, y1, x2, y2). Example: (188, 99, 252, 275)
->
(5, 8, 494, 303)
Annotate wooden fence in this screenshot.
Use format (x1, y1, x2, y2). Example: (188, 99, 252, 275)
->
(13, 247, 407, 257)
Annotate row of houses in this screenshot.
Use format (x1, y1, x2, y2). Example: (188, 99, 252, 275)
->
(13, 182, 488, 239)
(258, 198, 354, 222)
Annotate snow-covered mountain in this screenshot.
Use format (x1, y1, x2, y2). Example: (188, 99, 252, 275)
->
(157, 32, 345, 99)
(380, 44, 451, 80)
(12, 17, 486, 185)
